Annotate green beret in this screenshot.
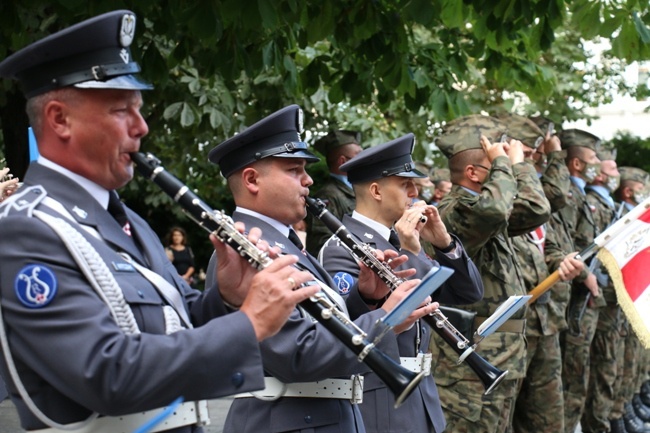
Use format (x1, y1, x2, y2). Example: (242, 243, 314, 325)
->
(498, 113, 544, 149)
(619, 166, 650, 185)
(435, 115, 507, 159)
(313, 130, 361, 156)
(559, 128, 601, 151)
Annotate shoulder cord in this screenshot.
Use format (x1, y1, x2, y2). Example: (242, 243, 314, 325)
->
(0, 208, 140, 431)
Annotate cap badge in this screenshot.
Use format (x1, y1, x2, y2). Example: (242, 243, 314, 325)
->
(119, 13, 136, 47)
(15, 264, 57, 308)
(119, 48, 130, 64)
(297, 108, 304, 134)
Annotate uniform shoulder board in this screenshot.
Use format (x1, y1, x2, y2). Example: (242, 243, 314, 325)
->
(0, 185, 48, 219)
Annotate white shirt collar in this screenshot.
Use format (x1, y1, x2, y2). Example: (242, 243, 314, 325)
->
(37, 156, 110, 208)
(351, 210, 391, 241)
(235, 206, 292, 237)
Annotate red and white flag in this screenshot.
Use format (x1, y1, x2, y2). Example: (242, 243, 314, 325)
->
(595, 197, 650, 348)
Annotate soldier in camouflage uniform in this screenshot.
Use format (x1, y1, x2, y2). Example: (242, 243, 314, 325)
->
(434, 115, 551, 433)
(557, 129, 604, 433)
(430, 168, 452, 207)
(498, 115, 584, 433)
(610, 167, 650, 432)
(579, 147, 626, 433)
(306, 130, 362, 256)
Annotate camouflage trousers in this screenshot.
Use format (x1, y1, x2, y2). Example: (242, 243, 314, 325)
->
(438, 378, 520, 433)
(511, 332, 564, 433)
(611, 322, 639, 418)
(562, 304, 599, 433)
(581, 304, 626, 432)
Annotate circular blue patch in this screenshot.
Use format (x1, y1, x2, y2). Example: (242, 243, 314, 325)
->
(14, 264, 58, 308)
(333, 272, 354, 295)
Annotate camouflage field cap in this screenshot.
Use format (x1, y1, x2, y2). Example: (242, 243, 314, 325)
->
(596, 144, 617, 162)
(313, 130, 361, 156)
(0, 10, 152, 98)
(558, 128, 601, 151)
(528, 115, 559, 136)
(430, 167, 450, 182)
(498, 113, 544, 149)
(619, 166, 650, 185)
(435, 115, 507, 159)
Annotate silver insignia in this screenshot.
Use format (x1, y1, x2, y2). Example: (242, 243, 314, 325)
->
(72, 206, 88, 219)
(297, 108, 304, 134)
(363, 233, 374, 239)
(119, 14, 136, 47)
(119, 48, 130, 64)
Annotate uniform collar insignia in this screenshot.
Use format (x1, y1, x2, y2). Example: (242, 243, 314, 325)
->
(275, 241, 286, 249)
(72, 206, 87, 219)
(363, 232, 374, 239)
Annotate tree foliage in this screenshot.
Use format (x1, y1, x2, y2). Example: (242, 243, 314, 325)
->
(0, 0, 649, 269)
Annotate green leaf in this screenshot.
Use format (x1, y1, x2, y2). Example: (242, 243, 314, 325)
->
(180, 103, 195, 128)
(633, 12, 650, 44)
(258, 0, 280, 30)
(163, 102, 183, 120)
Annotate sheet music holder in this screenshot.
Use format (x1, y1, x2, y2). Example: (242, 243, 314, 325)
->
(378, 265, 455, 330)
(475, 295, 531, 338)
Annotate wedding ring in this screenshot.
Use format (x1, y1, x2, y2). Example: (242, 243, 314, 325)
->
(287, 277, 297, 289)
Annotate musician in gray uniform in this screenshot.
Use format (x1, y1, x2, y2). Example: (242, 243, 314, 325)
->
(318, 133, 484, 433)
(206, 105, 439, 433)
(0, 11, 320, 432)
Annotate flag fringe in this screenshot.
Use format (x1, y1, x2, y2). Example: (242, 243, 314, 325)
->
(597, 248, 650, 349)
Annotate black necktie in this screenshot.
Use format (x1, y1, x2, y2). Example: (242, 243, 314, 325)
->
(388, 229, 401, 250)
(107, 191, 131, 236)
(288, 229, 306, 254)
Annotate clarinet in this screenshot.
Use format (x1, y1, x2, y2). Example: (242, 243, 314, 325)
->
(131, 152, 423, 408)
(306, 196, 508, 395)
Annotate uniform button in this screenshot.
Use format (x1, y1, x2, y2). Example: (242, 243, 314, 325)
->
(231, 372, 244, 387)
(137, 290, 144, 298)
(304, 415, 312, 424)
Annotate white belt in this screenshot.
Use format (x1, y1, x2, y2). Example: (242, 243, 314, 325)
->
(400, 353, 432, 376)
(29, 400, 210, 433)
(234, 376, 364, 404)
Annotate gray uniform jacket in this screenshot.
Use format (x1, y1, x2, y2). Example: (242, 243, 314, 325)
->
(0, 163, 265, 432)
(318, 215, 483, 433)
(205, 211, 402, 433)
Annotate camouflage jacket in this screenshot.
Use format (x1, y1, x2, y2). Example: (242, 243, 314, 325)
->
(541, 150, 571, 213)
(306, 176, 356, 256)
(437, 156, 550, 379)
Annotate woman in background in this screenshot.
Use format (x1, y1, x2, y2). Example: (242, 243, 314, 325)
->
(165, 226, 195, 287)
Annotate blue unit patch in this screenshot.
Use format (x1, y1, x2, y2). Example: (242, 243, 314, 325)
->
(333, 272, 354, 295)
(14, 264, 58, 308)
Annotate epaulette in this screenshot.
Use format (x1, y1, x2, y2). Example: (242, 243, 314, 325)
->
(0, 185, 48, 219)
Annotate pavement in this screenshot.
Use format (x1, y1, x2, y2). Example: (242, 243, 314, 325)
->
(0, 395, 584, 432)
(0, 397, 234, 433)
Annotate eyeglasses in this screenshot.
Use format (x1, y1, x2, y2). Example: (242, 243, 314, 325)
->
(472, 164, 489, 171)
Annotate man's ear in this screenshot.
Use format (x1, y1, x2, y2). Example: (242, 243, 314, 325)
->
(465, 165, 479, 183)
(368, 181, 382, 201)
(241, 167, 260, 194)
(44, 100, 72, 141)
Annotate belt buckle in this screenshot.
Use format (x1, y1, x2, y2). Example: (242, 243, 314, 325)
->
(351, 375, 364, 404)
(420, 353, 432, 376)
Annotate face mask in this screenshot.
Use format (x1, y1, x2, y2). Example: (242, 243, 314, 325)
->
(634, 190, 649, 205)
(580, 161, 601, 183)
(605, 175, 620, 193)
(420, 187, 433, 202)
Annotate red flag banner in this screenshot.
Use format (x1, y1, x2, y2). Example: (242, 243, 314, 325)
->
(595, 197, 650, 348)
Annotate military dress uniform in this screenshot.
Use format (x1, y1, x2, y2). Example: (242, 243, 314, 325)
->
(206, 105, 403, 433)
(317, 134, 484, 433)
(0, 11, 266, 433)
(434, 115, 551, 433)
